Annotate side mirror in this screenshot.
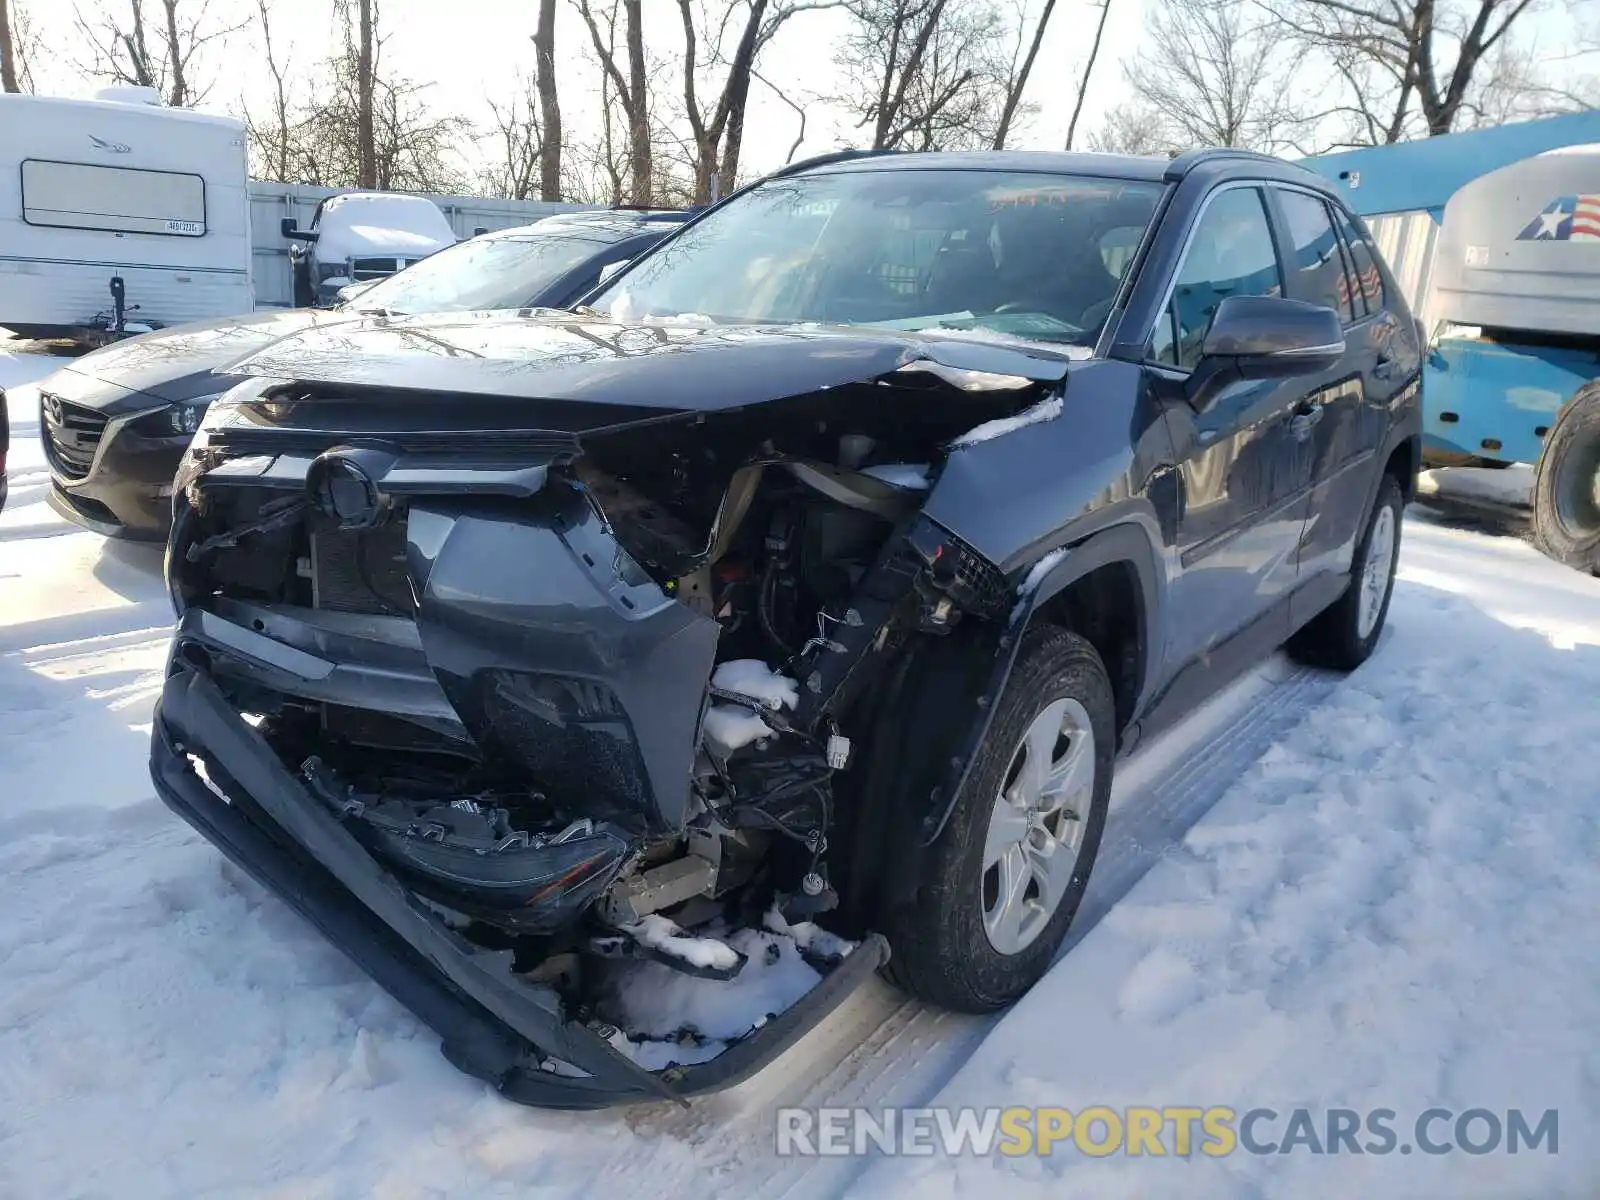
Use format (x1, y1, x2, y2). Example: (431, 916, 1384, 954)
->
(280, 217, 317, 243)
(597, 258, 632, 285)
(1186, 294, 1344, 413)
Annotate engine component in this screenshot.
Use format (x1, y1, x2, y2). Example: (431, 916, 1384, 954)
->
(598, 853, 720, 926)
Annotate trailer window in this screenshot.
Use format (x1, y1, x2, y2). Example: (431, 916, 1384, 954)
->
(21, 159, 206, 237)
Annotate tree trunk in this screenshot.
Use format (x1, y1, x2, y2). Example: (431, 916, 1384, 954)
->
(356, 0, 377, 188)
(533, 0, 562, 201)
(0, 0, 20, 93)
(161, 0, 187, 105)
(1064, 0, 1110, 150)
(992, 0, 1056, 150)
(623, 0, 651, 206)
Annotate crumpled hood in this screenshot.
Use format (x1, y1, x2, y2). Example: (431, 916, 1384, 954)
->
(54, 308, 356, 408)
(226, 311, 1076, 412)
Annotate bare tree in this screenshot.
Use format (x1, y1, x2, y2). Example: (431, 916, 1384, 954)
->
(676, 1, 837, 202)
(479, 74, 548, 199)
(344, 0, 378, 187)
(835, 0, 1015, 151)
(1065, 0, 1112, 149)
(1, 0, 32, 92)
(573, 0, 655, 205)
(533, 0, 563, 201)
(75, 0, 243, 107)
(244, 0, 467, 192)
(1126, 0, 1311, 152)
(1087, 99, 1181, 154)
(244, 0, 294, 181)
(1271, 0, 1551, 140)
(992, 0, 1057, 149)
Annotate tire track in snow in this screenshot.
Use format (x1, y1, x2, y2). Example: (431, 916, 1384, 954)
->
(630, 656, 1341, 1198)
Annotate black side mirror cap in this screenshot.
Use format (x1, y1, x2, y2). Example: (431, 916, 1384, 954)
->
(280, 217, 317, 243)
(1187, 294, 1344, 412)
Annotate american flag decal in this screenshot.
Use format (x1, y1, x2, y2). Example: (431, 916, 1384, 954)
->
(1516, 195, 1600, 242)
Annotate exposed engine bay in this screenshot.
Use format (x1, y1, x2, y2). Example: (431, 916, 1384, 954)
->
(165, 361, 1043, 1064)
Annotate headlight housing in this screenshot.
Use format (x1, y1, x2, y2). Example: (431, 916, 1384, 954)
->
(167, 402, 208, 436)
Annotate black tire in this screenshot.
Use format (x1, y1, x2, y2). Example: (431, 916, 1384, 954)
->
(1288, 474, 1403, 671)
(1531, 380, 1600, 573)
(880, 626, 1115, 1013)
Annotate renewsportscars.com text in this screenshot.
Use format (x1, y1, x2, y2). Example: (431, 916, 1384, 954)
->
(774, 1106, 1559, 1158)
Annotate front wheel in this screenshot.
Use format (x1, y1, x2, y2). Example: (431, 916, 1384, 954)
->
(1531, 380, 1600, 573)
(880, 627, 1114, 1013)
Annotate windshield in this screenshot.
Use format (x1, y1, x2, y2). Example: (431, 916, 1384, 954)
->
(590, 169, 1164, 345)
(349, 231, 617, 315)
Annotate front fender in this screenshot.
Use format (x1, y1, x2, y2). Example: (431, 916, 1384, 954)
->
(916, 518, 1164, 847)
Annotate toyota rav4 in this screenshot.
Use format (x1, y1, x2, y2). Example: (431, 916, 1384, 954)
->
(150, 148, 1421, 1108)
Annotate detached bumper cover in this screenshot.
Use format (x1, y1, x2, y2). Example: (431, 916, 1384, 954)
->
(150, 663, 889, 1109)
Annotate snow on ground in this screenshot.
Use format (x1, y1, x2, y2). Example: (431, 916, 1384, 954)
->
(854, 514, 1600, 1199)
(4, 361, 1600, 1198)
(1, 346, 69, 544)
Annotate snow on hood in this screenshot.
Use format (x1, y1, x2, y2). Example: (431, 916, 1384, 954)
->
(314, 194, 457, 261)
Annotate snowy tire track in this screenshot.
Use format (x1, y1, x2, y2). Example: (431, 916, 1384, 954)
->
(626, 656, 1341, 1198)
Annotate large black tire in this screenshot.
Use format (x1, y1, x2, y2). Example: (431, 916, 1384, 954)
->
(1289, 474, 1404, 671)
(1531, 380, 1600, 573)
(880, 627, 1114, 1013)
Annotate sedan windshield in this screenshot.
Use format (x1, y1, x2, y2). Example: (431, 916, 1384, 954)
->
(590, 169, 1164, 345)
(350, 231, 618, 315)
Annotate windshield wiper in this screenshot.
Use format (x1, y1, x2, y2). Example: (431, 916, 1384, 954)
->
(353, 306, 403, 317)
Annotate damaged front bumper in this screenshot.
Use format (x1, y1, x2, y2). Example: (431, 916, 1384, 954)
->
(151, 661, 890, 1109)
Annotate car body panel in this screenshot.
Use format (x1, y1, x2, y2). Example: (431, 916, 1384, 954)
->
(225, 314, 1073, 409)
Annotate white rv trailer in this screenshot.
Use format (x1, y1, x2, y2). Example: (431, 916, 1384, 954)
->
(0, 87, 252, 338)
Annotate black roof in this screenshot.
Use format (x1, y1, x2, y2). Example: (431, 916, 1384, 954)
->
(786, 146, 1326, 189)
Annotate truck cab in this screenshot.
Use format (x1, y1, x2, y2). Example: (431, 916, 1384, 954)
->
(281, 192, 458, 308)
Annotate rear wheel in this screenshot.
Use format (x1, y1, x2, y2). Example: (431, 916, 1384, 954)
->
(880, 627, 1114, 1012)
(1531, 380, 1600, 573)
(1288, 474, 1403, 671)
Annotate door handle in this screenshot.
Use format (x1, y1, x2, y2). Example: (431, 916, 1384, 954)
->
(1289, 402, 1324, 441)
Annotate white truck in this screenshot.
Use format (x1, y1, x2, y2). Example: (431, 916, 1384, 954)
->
(0, 86, 253, 340)
(279, 191, 458, 307)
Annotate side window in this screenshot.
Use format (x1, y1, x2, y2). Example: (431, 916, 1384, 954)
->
(1277, 189, 1355, 323)
(1331, 204, 1384, 315)
(1152, 187, 1283, 371)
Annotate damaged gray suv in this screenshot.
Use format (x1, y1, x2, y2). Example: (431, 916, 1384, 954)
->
(151, 148, 1421, 1107)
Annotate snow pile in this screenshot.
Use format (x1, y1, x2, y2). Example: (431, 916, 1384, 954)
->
(712, 659, 800, 711)
(1417, 464, 1534, 511)
(601, 927, 825, 1069)
(619, 913, 740, 973)
(763, 906, 856, 961)
(702, 659, 800, 753)
(855, 517, 1600, 1198)
(950, 395, 1064, 448)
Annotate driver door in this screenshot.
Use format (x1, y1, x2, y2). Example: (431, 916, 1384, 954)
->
(1148, 185, 1318, 679)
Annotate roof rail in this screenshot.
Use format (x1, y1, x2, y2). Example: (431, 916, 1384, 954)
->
(764, 147, 901, 181)
(1162, 147, 1303, 182)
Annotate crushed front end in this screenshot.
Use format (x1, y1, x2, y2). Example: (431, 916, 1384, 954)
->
(149, 327, 1058, 1105)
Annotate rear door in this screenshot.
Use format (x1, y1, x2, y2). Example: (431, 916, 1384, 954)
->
(1147, 184, 1316, 674)
(1266, 187, 1393, 587)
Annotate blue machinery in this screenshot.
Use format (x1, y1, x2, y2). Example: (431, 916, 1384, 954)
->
(1299, 112, 1600, 468)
